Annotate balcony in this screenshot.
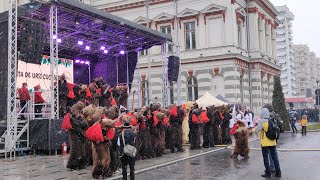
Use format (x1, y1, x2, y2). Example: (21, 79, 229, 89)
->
(288, 29, 293, 34)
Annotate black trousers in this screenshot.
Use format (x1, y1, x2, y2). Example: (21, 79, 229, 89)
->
(121, 155, 135, 180)
(301, 126, 307, 135)
(34, 105, 43, 118)
(20, 100, 27, 119)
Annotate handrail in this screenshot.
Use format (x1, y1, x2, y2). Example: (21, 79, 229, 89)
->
(16, 100, 30, 118)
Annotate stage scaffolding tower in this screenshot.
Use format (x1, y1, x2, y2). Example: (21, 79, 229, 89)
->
(50, 4, 59, 119)
(161, 42, 169, 108)
(174, 0, 182, 106)
(6, 0, 18, 160)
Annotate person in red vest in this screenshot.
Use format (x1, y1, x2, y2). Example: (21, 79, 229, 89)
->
(18, 83, 30, 120)
(34, 85, 45, 118)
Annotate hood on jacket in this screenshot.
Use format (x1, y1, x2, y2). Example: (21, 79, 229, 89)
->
(259, 108, 270, 120)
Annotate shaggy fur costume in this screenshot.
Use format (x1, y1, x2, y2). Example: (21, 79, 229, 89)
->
(230, 121, 249, 159)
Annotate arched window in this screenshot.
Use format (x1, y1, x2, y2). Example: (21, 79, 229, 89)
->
(169, 81, 174, 104)
(187, 76, 198, 101)
(141, 80, 149, 106)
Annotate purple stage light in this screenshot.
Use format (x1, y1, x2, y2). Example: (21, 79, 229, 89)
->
(85, 46, 90, 50)
(75, 59, 80, 63)
(100, 46, 105, 50)
(120, 50, 125, 55)
(103, 50, 108, 54)
(78, 41, 83, 45)
(57, 39, 62, 43)
(80, 61, 85, 64)
(52, 35, 57, 39)
(85, 61, 90, 65)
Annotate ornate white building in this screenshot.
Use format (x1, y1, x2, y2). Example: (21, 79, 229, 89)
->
(275, 5, 296, 98)
(90, 0, 280, 113)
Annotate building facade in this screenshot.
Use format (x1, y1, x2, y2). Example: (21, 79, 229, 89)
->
(294, 44, 320, 98)
(91, 0, 281, 113)
(275, 5, 296, 98)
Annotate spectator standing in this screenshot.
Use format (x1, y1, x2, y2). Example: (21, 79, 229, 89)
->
(18, 83, 30, 120)
(255, 108, 281, 178)
(34, 85, 45, 118)
(300, 115, 308, 135)
(290, 117, 298, 133)
(119, 121, 136, 180)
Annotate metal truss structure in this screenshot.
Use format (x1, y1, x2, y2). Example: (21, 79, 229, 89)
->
(6, 0, 18, 160)
(161, 42, 169, 108)
(50, 4, 59, 119)
(174, 0, 182, 106)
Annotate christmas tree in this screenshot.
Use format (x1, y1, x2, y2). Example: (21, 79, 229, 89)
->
(272, 75, 290, 131)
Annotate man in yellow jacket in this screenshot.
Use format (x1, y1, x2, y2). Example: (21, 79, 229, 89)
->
(255, 108, 281, 178)
(300, 115, 308, 135)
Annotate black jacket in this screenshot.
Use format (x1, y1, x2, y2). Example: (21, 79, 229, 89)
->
(119, 129, 135, 153)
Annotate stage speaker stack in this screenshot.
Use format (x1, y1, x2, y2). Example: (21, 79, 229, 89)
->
(19, 20, 46, 64)
(168, 56, 180, 82)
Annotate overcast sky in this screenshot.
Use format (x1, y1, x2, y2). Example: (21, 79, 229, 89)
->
(270, 0, 320, 56)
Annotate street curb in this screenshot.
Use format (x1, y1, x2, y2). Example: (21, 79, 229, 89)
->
(107, 138, 260, 180)
(283, 129, 320, 133)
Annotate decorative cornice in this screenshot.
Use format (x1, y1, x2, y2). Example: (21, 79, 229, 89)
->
(104, 0, 173, 13)
(203, 10, 226, 25)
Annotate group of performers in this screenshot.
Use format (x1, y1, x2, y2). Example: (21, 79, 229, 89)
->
(59, 75, 235, 179)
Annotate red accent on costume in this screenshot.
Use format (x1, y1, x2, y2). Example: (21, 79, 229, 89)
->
(67, 83, 75, 99)
(163, 117, 170, 127)
(61, 113, 72, 130)
(111, 98, 117, 105)
(105, 128, 115, 140)
(181, 104, 187, 111)
(192, 114, 199, 124)
(230, 124, 239, 135)
(170, 106, 178, 117)
(96, 88, 102, 96)
(86, 88, 92, 98)
(200, 111, 210, 123)
(220, 113, 225, 120)
(114, 119, 122, 127)
(127, 113, 137, 126)
(86, 123, 104, 142)
(34, 92, 45, 103)
(148, 114, 152, 120)
(152, 111, 159, 127)
(140, 120, 147, 129)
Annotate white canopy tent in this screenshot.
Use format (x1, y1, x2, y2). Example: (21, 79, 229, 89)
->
(196, 92, 228, 108)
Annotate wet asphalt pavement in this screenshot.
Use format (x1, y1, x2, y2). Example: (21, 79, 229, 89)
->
(0, 132, 319, 180)
(135, 132, 320, 180)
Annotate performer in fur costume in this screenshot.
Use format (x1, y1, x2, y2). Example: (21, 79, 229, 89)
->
(66, 101, 88, 170)
(230, 120, 250, 159)
(188, 104, 202, 150)
(86, 118, 116, 179)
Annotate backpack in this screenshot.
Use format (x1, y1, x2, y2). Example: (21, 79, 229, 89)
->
(265, 119, 280, 140)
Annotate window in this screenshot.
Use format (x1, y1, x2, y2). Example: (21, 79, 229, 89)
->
(160, 26, 173, 52)
(208, 17, 223, 47)
(141, 80, 149, 106)
(187, 76, 198, 101)
(139, 49, 148, 56)
(184, 22, 196, 50)
(169, 81, 174, 104)
(237, 21, 242, 48)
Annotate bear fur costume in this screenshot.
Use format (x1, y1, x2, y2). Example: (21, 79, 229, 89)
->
(230, 120, 249, 159)
(91, 118, 116, 179)
(168, 106, 185, 153)
(222, 106, 232, 144)
(149, 111, 167, 157)
(189, 106, 202, 150)
(82, 104, 97, 166)
(203, 106, 215, 148)
(135, 109, 153, 159)
(66, 101, 88, 170)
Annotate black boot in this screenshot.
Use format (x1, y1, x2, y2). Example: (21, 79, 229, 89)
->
(261, 173, 271, 178)
(275, 171, 281, 177)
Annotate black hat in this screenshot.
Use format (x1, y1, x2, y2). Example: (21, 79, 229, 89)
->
(123, 120, 131, 128)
